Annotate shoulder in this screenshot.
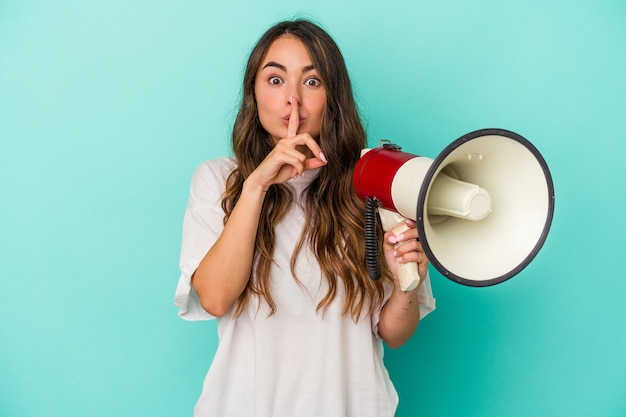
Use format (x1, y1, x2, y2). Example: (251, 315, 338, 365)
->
(191, 157, 236, 187)
(194, 157, 237, 179)
(186, 157, 237, 204)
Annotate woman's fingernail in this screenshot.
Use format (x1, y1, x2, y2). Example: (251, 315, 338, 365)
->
(319, 152, 328, 164)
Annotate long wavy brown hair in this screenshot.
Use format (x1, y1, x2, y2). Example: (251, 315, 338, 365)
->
(222, 19, 390, 321)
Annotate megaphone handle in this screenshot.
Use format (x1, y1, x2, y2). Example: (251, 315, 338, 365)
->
(377, 208, 421, 292)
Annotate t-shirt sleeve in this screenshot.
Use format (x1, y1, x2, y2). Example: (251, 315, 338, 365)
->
(174, 159, 234, 321)
(371, 271, 437, 338)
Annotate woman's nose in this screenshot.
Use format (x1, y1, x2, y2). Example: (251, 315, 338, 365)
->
(287, 88, 301, 106)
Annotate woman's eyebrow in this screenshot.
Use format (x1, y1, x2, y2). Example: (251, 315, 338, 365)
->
(262, 61, 316, 73)
(262, 61, 286, 71)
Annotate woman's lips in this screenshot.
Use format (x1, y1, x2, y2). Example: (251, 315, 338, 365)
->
(283, 116, 305, 124)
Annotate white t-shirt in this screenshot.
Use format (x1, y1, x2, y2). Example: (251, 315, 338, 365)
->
(174, 158, 436, 417)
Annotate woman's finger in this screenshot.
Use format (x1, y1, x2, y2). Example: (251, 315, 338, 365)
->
(286, 96, 299, 138)
(279, 133, 328, 171)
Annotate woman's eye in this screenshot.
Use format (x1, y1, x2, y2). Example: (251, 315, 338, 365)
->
(305, 78, 322, 87)
(268, 76, 283, 85)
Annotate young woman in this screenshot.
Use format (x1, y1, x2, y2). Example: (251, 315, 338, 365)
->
(175, 19, 436, 417)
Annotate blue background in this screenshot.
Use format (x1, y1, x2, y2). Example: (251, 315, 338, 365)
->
(1, 1, 625, 416)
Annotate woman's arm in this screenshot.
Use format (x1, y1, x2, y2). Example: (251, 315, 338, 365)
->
(191, 178, 267, 317)
(378, 220, 429, 348)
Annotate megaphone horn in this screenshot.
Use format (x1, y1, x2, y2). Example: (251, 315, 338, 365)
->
(353, 128, 555, 290)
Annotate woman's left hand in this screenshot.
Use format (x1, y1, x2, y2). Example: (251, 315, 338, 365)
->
(382, 219, 430, 283)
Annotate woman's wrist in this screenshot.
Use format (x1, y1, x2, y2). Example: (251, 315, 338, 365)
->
(242, 173, 270, 195)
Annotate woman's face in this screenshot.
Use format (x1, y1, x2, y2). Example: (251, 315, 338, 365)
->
(255, 35, 327, 144)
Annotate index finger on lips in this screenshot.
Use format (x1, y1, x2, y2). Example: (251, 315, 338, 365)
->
(286, 96, 299, 138)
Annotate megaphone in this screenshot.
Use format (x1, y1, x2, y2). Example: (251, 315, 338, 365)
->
(353, 128, 555, 291)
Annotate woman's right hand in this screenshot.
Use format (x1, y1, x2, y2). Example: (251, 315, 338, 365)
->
(247, 98, 328, 191)
(192, 99, 328, 316)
